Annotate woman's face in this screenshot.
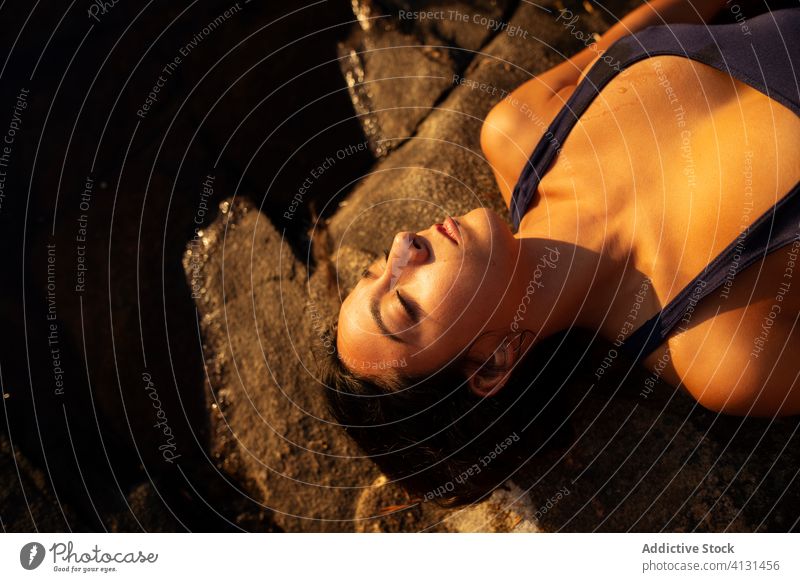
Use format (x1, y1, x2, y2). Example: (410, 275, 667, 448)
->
(336, 208, 521, 379)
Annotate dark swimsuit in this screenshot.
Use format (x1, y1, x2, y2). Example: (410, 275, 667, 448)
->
(509, 7, 800, 362)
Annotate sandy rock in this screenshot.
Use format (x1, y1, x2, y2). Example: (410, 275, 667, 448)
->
(185, 198, 382, 531)
(338, 0, 514, 157)
(353, 475, 544, 532)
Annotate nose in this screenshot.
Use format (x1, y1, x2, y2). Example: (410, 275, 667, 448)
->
(391, 231, 429, 263)
(386, 231, 429, 289)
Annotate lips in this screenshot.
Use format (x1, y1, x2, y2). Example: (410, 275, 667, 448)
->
(436, 215, 461, 245)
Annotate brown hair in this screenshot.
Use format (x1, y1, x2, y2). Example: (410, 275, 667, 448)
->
(315, 317, 581, 507)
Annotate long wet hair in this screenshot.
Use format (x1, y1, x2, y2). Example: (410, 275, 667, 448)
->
(316, 315, 584, 507)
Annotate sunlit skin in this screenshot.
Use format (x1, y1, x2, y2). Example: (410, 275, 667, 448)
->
(336, 0, 800, 415)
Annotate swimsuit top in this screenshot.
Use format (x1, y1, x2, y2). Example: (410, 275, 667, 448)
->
(509, 7, 800, 363)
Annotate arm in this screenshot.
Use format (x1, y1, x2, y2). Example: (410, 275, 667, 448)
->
(540, 0, 729, 92)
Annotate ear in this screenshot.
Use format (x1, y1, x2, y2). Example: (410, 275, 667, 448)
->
(467, 333, 527, 398)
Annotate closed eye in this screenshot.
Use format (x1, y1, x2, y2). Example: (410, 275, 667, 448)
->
(360, 249, 424, 338)
(396, 289, 421, 325)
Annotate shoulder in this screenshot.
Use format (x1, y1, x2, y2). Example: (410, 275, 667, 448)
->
(480, 84, 576, 207)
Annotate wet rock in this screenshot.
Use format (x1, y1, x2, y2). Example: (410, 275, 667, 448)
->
(339, 0, 514, 157)
(353, 475, 543, 532)
(444, 481, 544, 532)
(184, 198, 381, 531)
(339, 27, 457, 159)
(532, 376, 800, 532)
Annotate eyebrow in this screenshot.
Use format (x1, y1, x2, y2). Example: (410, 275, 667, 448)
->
(370, 295, 407, 344)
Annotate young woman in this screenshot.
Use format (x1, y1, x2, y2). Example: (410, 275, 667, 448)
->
(319, 0, 800, 506)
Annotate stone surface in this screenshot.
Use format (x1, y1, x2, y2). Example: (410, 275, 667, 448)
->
(338, 0, 514, 157)
(511, 365, 800, 532)
(183, 198, 382, 531)
(353, 474, 544, 532)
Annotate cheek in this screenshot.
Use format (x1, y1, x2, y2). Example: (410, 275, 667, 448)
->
(461, 256, 516, 307)
(419, 269, 485, 323)
(435, 254, 496, 295)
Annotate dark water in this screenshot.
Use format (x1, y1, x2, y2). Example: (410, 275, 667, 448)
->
(0, 0, 371, 531)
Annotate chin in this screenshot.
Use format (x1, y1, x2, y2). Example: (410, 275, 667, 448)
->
(462, 207, 515, 250)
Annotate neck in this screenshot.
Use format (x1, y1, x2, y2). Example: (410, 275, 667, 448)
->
(508, 198, 638, 342)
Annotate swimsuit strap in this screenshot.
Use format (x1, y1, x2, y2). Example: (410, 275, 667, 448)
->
(512, 8, 800, 230)
(621, 183, 800, 361)
(508, 8, 800, 362)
